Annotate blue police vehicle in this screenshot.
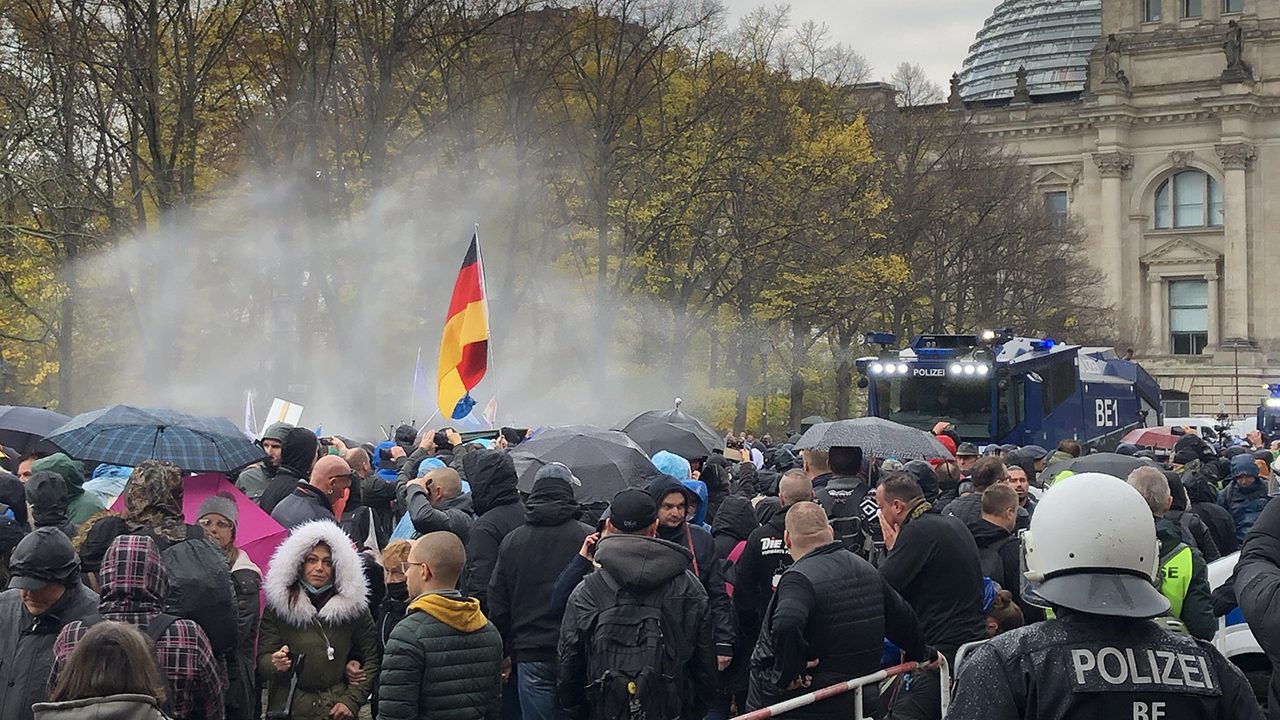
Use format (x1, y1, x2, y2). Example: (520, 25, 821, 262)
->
(855, 330, 1164, 449)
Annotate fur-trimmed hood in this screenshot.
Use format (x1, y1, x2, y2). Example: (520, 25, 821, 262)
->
(264, 519, 369, 627)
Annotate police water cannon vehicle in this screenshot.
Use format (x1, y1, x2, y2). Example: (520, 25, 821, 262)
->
(855, 330, 1164, 449)
(1256, 384, 1280, 443)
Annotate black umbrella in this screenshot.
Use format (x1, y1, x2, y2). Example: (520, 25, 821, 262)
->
(1041, 452, 1157, 482)
(0, 406, 69, 455)
(794, 418, 952, 461)
(510, 425, 662, 504)
(46, 404, 266, 474)
(616, 407, 723, 460)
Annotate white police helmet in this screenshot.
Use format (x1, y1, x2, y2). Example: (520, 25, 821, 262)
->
(1021, 472, 1170, 618)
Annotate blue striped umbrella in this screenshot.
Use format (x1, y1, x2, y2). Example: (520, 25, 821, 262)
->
(46, 405, 266, 473)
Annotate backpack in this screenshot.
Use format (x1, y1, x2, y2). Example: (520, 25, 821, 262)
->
(82, 613, 180, 716)
(161, 525, 238, 656)
(586, 572, 680, 720)
(977, 535, 1018, 589)
(827, 492, 876, 560)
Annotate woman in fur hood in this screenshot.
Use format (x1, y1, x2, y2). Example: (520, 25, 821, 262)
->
(258, 520, 380, 720)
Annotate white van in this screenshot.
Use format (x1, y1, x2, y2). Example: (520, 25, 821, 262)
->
(1207, 551, 1271, 707)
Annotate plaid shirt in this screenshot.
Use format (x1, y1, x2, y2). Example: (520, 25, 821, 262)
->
(49, 534, 225, 720)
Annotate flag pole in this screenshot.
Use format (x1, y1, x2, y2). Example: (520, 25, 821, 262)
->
(410, 346, 422, 425)
(475, 222, 499, 426)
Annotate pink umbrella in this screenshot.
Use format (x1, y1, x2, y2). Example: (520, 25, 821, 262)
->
(111, 473, 288, 575)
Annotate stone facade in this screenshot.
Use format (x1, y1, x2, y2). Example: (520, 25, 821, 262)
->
(956, 0, 1280, 418)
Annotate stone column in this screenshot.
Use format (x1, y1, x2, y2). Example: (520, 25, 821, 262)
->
(1206, 273, 1221, 347)
(1215, 142, 1255, 342)
(1149, 276, 1165, 353)
(1093, 151, 1133, 312)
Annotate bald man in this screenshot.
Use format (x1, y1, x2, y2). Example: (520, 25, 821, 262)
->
(747, 502, 928, 719)
(380, 532, 504, 720)
(404, 467, 475, 544)
(270, 454, 353, 530)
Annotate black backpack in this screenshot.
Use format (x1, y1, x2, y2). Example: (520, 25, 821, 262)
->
(81, 613, 179, 716)
(161, 525, 238, 656)
(826, 490, 878, 560)
(586, 572, 680, 720)
(978, 535, 1018, 589)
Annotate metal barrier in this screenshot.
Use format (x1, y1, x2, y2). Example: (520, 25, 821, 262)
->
(729, 655, 951, 720)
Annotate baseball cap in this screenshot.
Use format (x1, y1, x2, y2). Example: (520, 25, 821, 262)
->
(956, 442, 980, 457)
(609, 489, 657, 532)
(8, 527, 78, 591)
(1021, 445, 1049, 461)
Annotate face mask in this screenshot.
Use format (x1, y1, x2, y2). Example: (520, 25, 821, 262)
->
(387, 581, 408, 602)
(302, 581, 334, 596)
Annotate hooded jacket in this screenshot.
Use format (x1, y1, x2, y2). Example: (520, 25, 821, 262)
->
(711, 495, 758, 561)
(27, 471, 76, 538)
(379, 590, 503, 720)
(0, 531, 99, 720)
(557, 534, 715, 720)
(50, 535, 224, 720)
(31, 454, 101, 526)
(682, 479, 711, 529)
(33, 695, 166, 720)
(1155, 516, 1216, 641)
(489, 473, 591, 663)
(1219, 476, 1270, 544)
(1186, 474, 1239, 555)
(405, 487, 475, 544)
(258, 520, 379, 720)
(258, 428, 319, 514)
(461, 450, 525, 609)
(269, 481, 334, 530)
(733, 506, 791, 646)
(648, 475, 736, 658)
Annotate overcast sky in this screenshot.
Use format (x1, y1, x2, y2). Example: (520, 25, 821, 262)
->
(716, 0, 995, 88)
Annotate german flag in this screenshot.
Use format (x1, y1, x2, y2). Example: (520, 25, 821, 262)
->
(437, 234, 489, 419)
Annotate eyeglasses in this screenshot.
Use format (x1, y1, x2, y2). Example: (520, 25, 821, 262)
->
(401, 561, 426, 574)
(198, 517, 233, 530)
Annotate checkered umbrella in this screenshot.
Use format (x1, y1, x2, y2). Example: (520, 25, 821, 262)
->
(46, 404, 266, 473)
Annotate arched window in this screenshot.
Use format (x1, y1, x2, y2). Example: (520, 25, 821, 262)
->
(1154, 171, 1223, 229)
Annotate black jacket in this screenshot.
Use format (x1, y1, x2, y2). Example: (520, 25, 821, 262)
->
(258, 428, 318, 513)
(461, 450, 525, 610)
(878, 503, 987, 656)
(406, 487, 475, 544)
(733, 509, 790, 646)
(488, 478, 591, 663)
(711, 495, 758, 561)
(1193, 501, 1240, 556)
(1166, 508, 1221, 563)
(269, 482, 333, 529)
(945, 492, 1029, 534)
(748, 542, 925, 719)
(1234, 496, 1280, 719)
(649, 476, 736, 658)
(949, 614, 1262, 720)
(970, 518, 1043, 622)
(557, 534, 714, 720)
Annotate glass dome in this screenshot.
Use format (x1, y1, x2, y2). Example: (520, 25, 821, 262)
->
(959, 0, 1102, 101)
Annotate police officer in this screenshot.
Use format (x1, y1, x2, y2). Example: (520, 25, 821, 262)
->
(949, 473, 1263, 720)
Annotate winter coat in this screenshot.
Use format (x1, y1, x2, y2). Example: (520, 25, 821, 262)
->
(258, 429, 320, 514)
(970, 518, 1042, 622)
(877, 502, 987, 657)
(948, 613, 1262, 720)
(33, 695, 166, 720)
(26, 471, 76, 538)
(488, 476, 591, 663)
(649, 475, 736, 657)
(461, 451, 524, 609)
(557, 534, 715, 720)
(748, 542, 926, 719)
(258, 520, 379, 720)
(405, 488, 475, 544)
(1166, 508, 1221, 563)
(51, 535, 224, 720)
(228, 552, 263, 720)
(1220, 479, 1270, 544)
(711, 495, 758, 561)
(234, 464, 273, 504)
(0, 583, 100, 720)
(270, 483, 335, 530)
(31, 453, 102, 526)
(1155, 516, 1215, 641)
(1235, 496, 1280, 719)
(377, 591, 504, 720)
(733, 509, 791, 647)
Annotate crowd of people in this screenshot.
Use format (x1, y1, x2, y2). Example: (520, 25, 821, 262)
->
(0, 417, 1278, 720)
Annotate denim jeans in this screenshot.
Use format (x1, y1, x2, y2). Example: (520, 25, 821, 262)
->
(517, 660, 558, 720)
